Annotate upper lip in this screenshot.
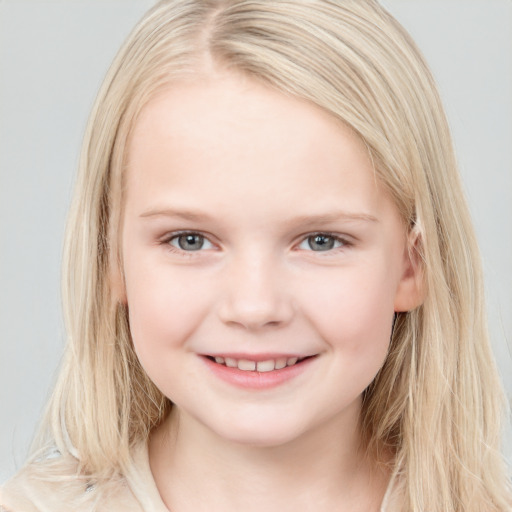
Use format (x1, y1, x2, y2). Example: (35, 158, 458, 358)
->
(202, 353, 316, 362)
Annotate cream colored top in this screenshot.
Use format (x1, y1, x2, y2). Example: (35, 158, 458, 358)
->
(0, 444, 398, 511)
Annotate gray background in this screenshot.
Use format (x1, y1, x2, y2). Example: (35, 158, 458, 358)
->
(1, 0, 511, 482)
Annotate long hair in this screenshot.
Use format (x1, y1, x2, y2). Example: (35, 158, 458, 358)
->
(34, 1, 511, 510)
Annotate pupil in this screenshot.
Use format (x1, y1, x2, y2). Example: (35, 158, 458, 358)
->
(310, 234, 334, 251)
(178, 234, 203, 251)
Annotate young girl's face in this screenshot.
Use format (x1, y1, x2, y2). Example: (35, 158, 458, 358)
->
(121, 72, 421, 447)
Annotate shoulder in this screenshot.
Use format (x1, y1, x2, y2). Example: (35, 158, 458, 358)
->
(0, 450, 143, 512)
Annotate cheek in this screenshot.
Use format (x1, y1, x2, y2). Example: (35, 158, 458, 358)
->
(124, 262, 212, 374)
(299, 264, 397, 366)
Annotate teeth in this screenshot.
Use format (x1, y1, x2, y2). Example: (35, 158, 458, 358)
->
(237, 359, 256, 371)
(212, 356, 305, 372)
(256, 360, 275, 372)
(275, 358, 287, 370)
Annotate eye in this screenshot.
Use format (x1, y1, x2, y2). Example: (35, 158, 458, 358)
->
(298, 233, 346, 252)
(168, 232, 214, 251)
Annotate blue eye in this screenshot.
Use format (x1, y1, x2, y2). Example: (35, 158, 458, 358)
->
(169, 233, 213, 251)
(299, 234, 344, 251)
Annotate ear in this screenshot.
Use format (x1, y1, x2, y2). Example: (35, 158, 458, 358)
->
(393, 228, 425, 312)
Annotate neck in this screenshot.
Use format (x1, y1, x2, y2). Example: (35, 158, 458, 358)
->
(148, 405, 390, 512)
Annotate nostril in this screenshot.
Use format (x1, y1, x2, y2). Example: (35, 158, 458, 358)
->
(217, 298, 295, 331)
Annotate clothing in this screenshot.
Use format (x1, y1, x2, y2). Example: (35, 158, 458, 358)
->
(1, 443, 398, 511)
(0, 444, 165, 512)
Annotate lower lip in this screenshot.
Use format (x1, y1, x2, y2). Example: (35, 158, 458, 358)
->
(202, 356, 316, 390)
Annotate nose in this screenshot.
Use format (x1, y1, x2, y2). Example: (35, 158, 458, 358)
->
(217, 252, 294, 331)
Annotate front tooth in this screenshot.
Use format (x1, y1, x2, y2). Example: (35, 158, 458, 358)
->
(225, 357, 237, 368)
(238, 359, 256, 371)
(275, 358, 287, 370)
(256, 360, 275, 372)
(215, 356, 225, 364)
(286, 357, 298, 366)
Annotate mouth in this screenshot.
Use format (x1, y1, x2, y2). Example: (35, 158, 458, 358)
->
(204, 355, 315, 372)
(202, 353, 318, 389)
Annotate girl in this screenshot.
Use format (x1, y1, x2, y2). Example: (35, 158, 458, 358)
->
(1, 1, 511, 511)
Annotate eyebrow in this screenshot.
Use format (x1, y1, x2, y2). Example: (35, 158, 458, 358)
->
(139, 207, 379, 225)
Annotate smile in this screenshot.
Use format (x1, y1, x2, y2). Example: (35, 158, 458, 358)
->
(202, 354, 317, 389)
(208, 356, 309, 372)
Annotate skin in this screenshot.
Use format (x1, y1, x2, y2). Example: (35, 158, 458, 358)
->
(121, 71, 423, 512)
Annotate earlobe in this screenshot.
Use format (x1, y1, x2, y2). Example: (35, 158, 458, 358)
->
(393, 229, 425, 312)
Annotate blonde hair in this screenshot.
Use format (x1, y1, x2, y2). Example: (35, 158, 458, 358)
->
(34, 1, 511, 510)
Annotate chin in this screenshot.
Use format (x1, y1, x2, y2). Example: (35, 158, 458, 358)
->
(208, 417, 309, 449)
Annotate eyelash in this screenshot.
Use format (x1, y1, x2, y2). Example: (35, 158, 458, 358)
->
(159, 231, 352, 256)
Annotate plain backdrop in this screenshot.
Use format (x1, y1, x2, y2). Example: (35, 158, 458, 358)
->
(1, 0, 511, 482)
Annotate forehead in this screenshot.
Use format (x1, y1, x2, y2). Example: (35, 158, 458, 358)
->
(124, 72, 391, 221)
(130, 72, 364, 159)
